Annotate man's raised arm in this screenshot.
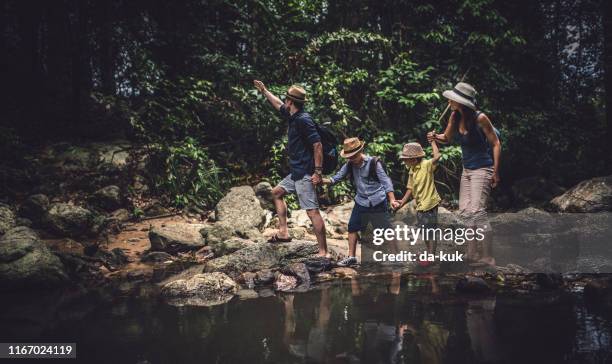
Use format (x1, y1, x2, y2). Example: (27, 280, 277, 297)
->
(254, 80, 282, 111)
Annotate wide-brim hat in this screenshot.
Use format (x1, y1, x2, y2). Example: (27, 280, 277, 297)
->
(340, 137, 365, 158)
(399, 142, 425, 159)
(442, 82, 477, 110)
(286, 85, 307, 103)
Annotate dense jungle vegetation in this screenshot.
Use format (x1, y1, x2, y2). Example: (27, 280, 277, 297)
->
(2, 0, 611, 209)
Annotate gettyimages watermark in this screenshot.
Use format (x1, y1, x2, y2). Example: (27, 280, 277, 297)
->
(358, 210, 612, 273)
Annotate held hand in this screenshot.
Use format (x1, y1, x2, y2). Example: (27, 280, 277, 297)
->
(311, 173, 322, 185)
(253, 80, 266, 92)
(491, 172, 500, 188)
(321, 177, 332, 185)
(426, 131, 436, 143)
(390, 200, 402, 210)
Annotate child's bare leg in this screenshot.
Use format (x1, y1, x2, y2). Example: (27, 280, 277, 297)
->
(348, 232, 358, 257)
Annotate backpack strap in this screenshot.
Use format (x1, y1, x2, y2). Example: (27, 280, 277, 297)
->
(368, 157, 382, 182)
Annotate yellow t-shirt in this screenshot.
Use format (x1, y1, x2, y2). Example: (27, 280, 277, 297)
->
(407, 159, 441, 212)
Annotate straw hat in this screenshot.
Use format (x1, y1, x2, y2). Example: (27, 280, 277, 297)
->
(340, 137, 365, 158)
(442, 82, 477, 110)
(399, 142, 425, 159)
(285, 85, 307, 103)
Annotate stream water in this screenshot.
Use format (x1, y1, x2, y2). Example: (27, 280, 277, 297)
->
(1, 274, 612, 364)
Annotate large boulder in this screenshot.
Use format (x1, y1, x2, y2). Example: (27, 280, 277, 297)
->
(215, 186, 266, 231)
(205, 243, 278, 278)
(551, 175, 612, 212)
(18, 194, 49, 225)
(90, 185, 123, 211)
(0, 204, 16, 236)
(43, 203, 97, 238)
(0, 227, 68, 290)
(149, 223, 206, 254)
(253, 182, 275, 211)
(161, 272, 238, 307)
(204, 240, 319, 278)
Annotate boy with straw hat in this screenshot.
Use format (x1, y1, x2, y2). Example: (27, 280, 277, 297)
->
(397, 138, 441, 266)
(322, 137, 398, 267)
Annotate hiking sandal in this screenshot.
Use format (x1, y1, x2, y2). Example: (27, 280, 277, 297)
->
(267, 234, 292, 243)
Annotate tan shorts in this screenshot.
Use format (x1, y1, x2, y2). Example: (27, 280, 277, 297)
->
(458, 167, 493, 228)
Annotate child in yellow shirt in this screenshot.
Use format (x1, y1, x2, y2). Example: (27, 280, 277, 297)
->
(396, 139, 441, 265)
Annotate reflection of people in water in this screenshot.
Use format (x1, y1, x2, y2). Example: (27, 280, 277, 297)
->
(334, 274, 405, 364)
(281, 287, 331, 363)
(466, 298, 501, 363)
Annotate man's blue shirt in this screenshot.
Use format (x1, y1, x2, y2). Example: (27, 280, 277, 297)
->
(279, 105, 321, 180)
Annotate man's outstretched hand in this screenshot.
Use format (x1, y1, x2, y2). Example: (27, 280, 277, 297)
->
(253, 80, 266, 93)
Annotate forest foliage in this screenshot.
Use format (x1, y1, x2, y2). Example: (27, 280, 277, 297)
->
(2, 0, 610, 209)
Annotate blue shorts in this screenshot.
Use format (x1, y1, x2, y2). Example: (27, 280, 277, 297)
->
(277, 174, 319, 210)
(348, 200, 391, 233)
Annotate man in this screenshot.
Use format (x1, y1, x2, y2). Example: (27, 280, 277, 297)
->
(253, 80, 328, 257)
(322, 137, 398, 266)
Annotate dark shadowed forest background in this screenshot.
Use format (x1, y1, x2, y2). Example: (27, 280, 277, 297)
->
(2, 0, 611, 211)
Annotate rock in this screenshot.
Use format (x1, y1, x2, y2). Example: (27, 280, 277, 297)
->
(512, 176, 565, 205)
(90, 185, 123, 211)
(213, 237, 250, 256)
(235, 227, 264, 241)
(18, 194, 49, 224)
(204, 243, 278, 278)
(276, 240, 320, 264)
(291, 209, 331, 229)
(94, 248, 130, 271)
(43, 203, 96, 238)
(0, 227, 68, 289)
(0, 204, 16, 236)
(304, 257, 333, 274)
(253, 182, 275, 211)
(236, 289, 259, 300)
(497, 264, 531, 274)
(94, 141, 130, 169)
(280, 262, 311, 285)
(255, 269, 275, 285)
(108, 208, 131, 223)
(327, 200, 354, 227)
(551, 175, 612, 212)
(140, 251, 174, 263)
(455, 276, 490, 294)
(288, 227, 306, 240)
(273, 273, 298, 291)
(200, 223, 235, 245)
(51, 145, 95, 173)
(15, 217, 32, 227)
(239, 272, 257, 289)
(489, 207, 556, 235)
(204, 240, 319, 278)
(215, 186, 266, 231)
(149, 223, 206, 253)
(332, 267, 358, 277)
(143, 200, 170, 217)
(161, 272, 238, 307)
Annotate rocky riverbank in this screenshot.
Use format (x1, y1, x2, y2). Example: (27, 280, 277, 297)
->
(2, 140, 612, 308)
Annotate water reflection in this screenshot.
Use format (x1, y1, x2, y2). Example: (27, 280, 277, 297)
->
(2, 275, 612, 363)
(278, 273, 502, 364)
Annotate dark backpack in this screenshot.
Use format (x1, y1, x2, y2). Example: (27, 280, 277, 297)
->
(300, 118, 339, 174)
(346, 157, 384, 188)
(316, 123, 339, 174)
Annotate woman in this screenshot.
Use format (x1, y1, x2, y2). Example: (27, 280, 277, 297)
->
(427, 82, 501, 266)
